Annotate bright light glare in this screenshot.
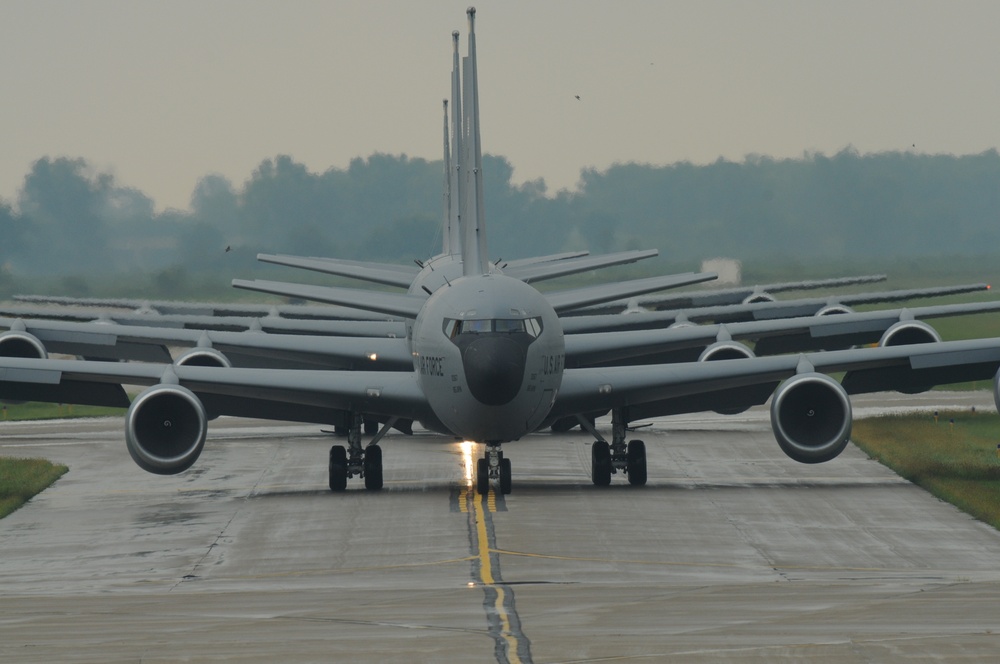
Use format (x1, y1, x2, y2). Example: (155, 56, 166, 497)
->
(367, 353, 378, 361)
(460, 441, 476, 487)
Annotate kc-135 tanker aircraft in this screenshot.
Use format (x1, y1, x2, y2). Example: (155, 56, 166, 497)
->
(3, 8, 1000, 496)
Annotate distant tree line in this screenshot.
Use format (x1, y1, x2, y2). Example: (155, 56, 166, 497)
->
(2, 148, 999, 285)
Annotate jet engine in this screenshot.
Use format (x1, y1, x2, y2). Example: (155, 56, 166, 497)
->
(815, 304, 853, 316)
(878, 320, 941, 347)
(174, 347, 232, 368)
(125, 384, 208, 475)
(994, 369, 1000, 413)
(699, 341, 756, 414)
(0, 330, 47, 359)
(742, 292, 776, 304)
(770, 372, 851, 464)
(698, 341, 755, 363)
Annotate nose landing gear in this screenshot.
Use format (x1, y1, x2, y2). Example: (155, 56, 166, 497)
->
(476, 443, 512, 495)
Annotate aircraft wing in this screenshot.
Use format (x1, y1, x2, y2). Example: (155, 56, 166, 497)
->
(256, 254, 419, 288)
(563, 300, 1000, 367)
(569, 274, 888, 314)
(561, 283, 994, 333)
(502, 249, 658, 284)
(10, 295, 394, 321)
(231, 279, 426, 319)
(0, 317, 412, 370)
(0, 357, 431, 424)
(0, 305, 407, 337)
(545, 272, 718, 314)
(549, 336, 1000, 422)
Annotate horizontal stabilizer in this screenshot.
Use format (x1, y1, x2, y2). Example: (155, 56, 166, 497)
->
(505, 249, 659, 284)
(232, 279, 426, 319)
(547, 272, 717, 314)
(257, 254, 418, 289)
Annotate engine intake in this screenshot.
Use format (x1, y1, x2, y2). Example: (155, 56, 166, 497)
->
(699, 341, 756, 415)
(742, 292, 776, 304)
(878, 320, 941, 347)
(993, 369, 1000, 413)
(815, 304, 853, 316)
(698, 341, 755, 363)
(175, 348, 232, 368)
(770, 372, 851, 464)
(0, 330, 47, 359)
(126, 385, 208, 475)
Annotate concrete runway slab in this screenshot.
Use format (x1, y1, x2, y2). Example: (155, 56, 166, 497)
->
(2, 392, 1000, 662)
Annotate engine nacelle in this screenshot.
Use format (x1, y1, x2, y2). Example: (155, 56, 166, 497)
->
(698, 342, 756, 414)
(815, 304, 854, 316)
(878, 320, 941, 347)
(698, 341, 755, 363)
(994, 369, 1000, 413)
(770, 372, 851, 464)
(126, 384, 208, 475)
(0, 330, 48, 359)
(742, 292, 776, 305)
(175, 347, 232, 368)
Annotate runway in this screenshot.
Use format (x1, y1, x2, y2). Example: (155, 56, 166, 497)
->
(3, 391, 1000, 662)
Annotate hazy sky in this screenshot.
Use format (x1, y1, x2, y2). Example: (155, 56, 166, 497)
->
(3, 0, 999, 211)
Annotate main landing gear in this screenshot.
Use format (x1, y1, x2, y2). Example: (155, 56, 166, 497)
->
(328, 413, 395, 492)
(580, 408, 647, 487)
(475, 442, 512, 495)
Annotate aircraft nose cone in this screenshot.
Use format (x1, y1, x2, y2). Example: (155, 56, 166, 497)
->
(461, 335, 526, 406)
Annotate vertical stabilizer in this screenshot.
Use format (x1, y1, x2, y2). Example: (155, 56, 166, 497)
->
(461, 7, 489, 277)
(441, 99, 451, 255)
(449, 31, 464, 257)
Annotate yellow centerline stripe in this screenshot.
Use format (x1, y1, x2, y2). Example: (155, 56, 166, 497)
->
(473, 489, 521, 663)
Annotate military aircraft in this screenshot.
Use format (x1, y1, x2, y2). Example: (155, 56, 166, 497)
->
(3, 8, 1000, 497)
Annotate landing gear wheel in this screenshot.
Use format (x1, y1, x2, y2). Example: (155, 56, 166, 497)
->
(363, 445, 383, 491)
(627, 439, 647, 486)
(499, 457, 512, 495)
(476, 458, 490, 495)
(591, 440, 612, 486)
(329, 445, 348, 492)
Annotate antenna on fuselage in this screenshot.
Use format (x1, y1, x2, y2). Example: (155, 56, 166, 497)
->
(461, 7, 488, 277)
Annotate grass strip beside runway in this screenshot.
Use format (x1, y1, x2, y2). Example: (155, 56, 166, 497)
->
(1, 402, 125, 421)
(0, 458, 68, 519)
(853, 410, 1000, 530)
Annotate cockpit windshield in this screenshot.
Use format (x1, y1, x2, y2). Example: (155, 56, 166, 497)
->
(444, 317, 542, 340)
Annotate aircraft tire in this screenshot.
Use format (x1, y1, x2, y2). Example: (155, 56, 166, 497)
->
(627, 440, 647, 486)
(499, 457, 512, 495)
(329, 445, 348, 492)
(363, 445, 383, 491)
(592, 440, 612, 486)
(476, 458, 490, 495)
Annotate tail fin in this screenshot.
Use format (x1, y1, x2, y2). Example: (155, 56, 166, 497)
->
(448, 30, 464, 257)
(461, 7, 488, 277)
(441, 98, 451, 256)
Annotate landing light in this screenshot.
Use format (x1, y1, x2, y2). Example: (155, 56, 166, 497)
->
(461, 441, 476, 486)
(367, 353, 378, 361)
